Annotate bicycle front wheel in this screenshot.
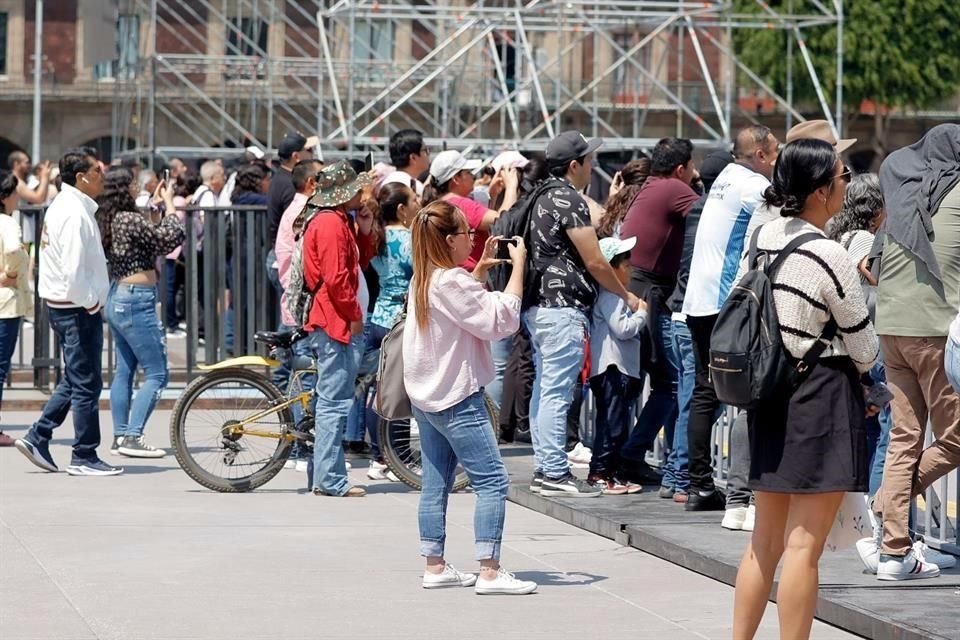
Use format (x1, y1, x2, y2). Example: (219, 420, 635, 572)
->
(170, 368, 295, 492)
(379, 392, 499, 492)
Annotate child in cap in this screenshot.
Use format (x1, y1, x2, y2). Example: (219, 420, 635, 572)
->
(588, 236, 648, 495)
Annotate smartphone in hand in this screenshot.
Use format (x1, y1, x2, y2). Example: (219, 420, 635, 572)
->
(496, 237, 517, 260)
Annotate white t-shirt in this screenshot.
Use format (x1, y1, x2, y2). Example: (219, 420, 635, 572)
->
(683, 163, 770, 317)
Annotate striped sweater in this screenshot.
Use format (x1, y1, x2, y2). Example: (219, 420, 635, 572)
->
(736, 216, 880, 373)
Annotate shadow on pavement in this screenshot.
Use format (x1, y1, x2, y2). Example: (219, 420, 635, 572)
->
(510, 570, 607, 587)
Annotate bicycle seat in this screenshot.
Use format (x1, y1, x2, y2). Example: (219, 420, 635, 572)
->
(254, 330, 298, 350)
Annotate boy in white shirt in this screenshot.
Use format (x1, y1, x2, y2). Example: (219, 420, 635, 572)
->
(588, 237, 648, 494)
(14, 148, 122, 477)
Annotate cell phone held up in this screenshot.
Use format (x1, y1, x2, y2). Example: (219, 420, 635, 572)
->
(496, 237, 517, 261)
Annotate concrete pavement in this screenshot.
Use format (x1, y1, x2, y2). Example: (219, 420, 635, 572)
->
(0, 411, 858, 640)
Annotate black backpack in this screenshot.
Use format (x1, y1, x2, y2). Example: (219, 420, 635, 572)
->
(487, 180, 556, 309)
(709, 229, 837, 410)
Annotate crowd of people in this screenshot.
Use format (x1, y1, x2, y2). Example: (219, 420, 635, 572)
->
(1, 119, 958, 618)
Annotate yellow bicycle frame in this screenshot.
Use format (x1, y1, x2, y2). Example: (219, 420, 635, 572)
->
(194, 356, 312, 440)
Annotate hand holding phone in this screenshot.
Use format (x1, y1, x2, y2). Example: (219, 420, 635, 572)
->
(496, 237, 518, 260)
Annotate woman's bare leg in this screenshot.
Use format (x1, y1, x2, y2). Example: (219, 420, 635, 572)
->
(733, 491, 790, 640)
(777, 492, 844, 640)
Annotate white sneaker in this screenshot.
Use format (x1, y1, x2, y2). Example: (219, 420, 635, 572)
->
(367, 460, 390, 480)
(475, 568, 538, 595)
(856, 537, 881, 574)
(422, 564, 477, 589)
(913, 540, 957, 569)
(877, 550, 941, 581)
(295, 459, 309, 473)
(721, 505, 749, 531)
(742, 504, 756, 532)
(345, 460, 352, 471)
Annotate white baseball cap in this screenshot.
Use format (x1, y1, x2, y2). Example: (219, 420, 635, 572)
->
(599, 236, 637, 263)
(491, 150, 530, 173)
(429, 150, 483, 185)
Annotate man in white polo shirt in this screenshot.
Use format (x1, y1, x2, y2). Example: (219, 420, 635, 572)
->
(14, 147, 121, 477)
(681, 125, 779, 514)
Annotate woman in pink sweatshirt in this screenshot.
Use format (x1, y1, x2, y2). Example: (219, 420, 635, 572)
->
(403, 200, 536, 595)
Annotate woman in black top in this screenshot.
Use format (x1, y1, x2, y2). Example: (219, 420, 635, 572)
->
(97, 169, 185, 458)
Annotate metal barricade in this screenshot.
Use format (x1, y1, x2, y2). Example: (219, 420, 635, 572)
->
(11, 204, 276, 390)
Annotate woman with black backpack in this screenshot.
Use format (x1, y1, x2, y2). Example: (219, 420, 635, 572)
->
(731, 139, 879, 640)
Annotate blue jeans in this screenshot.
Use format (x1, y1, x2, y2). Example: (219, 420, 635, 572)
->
(307, 330, 362, 495)
(105, 284, 169, 439)
(523, 306, 588, 479)
(867, 359, 893, 496)
(0, 317, 22, 408)
(588, 367, 642, 477)
(29, 307, 104, 463)
(487, 335, 514, 411)
(661, 318, 694, 491)
(414, 391, 509, 561)
(345, 323, 387, 444)
(947, 335, 960, 394)
(621, 313, 679, 462)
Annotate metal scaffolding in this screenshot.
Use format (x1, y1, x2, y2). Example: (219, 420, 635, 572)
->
(111, 0, 844, 161)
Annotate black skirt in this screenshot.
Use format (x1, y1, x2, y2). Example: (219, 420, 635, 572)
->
(747, 357, 868, 494)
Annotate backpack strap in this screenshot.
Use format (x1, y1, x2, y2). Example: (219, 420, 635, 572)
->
(764, 232, 824, 279)
(763, 231, 840, 380)
(747, 226, 763, 270)
(842, 233, 855, 251)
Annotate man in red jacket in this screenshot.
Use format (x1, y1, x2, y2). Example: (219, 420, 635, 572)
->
(302, 161, 374, 497)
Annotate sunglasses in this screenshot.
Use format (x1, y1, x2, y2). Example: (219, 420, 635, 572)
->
(833, 165, 852, 184)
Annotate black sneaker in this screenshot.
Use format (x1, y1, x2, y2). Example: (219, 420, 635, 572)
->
(66, 458, 124, 477)
(109, 436, 123, 456)
(14, 437, 59, 472)
(621, 459, 663, 485)
(685, 489, 726, 512)
(530, 471, 544, 493)
(540, 472, 602, 498)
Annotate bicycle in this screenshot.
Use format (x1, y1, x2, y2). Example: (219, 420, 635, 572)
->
(169, 329, 498, 493)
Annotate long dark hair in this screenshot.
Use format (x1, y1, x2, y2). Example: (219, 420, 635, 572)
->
(763, 139, 838, 217)
(598, 156, 650, 238)
(420, 176, 452, 207)
(174, 170, 201, 198)
(828, 173, 883, 241)
(368, 182, 414, 255)
(95, 168, 138, 254)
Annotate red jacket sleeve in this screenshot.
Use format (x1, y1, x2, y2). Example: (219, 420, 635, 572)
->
(305, 216, 362, 323)
(356, 228, 376, 270)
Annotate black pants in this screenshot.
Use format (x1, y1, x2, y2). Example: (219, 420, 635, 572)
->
(686, 314, 720, 494)
(499, 326, 534, 435)
(589, 366, 643, 477)
(568, 379, 584, 448)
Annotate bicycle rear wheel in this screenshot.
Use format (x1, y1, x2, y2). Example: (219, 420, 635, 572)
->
(170, 368, 295, 492)
(378, 393, 499, 492)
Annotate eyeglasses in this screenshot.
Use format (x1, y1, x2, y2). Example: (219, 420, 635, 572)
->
(451, 229, 476, 239)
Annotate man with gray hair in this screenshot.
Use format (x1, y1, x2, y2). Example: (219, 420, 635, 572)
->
(135, 169, 159, 208)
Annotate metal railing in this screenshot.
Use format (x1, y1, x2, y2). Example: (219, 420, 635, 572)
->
(11, 204, 277, 389)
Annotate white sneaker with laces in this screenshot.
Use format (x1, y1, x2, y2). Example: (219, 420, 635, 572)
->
(913, 540, 957, 569)
(877, 549, 940, 581)
(422, 564, 477, 589)
(475, 568, 538, 595)
(367, 460, 390, 480)
(742, 504, 756, 532)
(386, 469, 400, 482)
(721, 506, 748, 531)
